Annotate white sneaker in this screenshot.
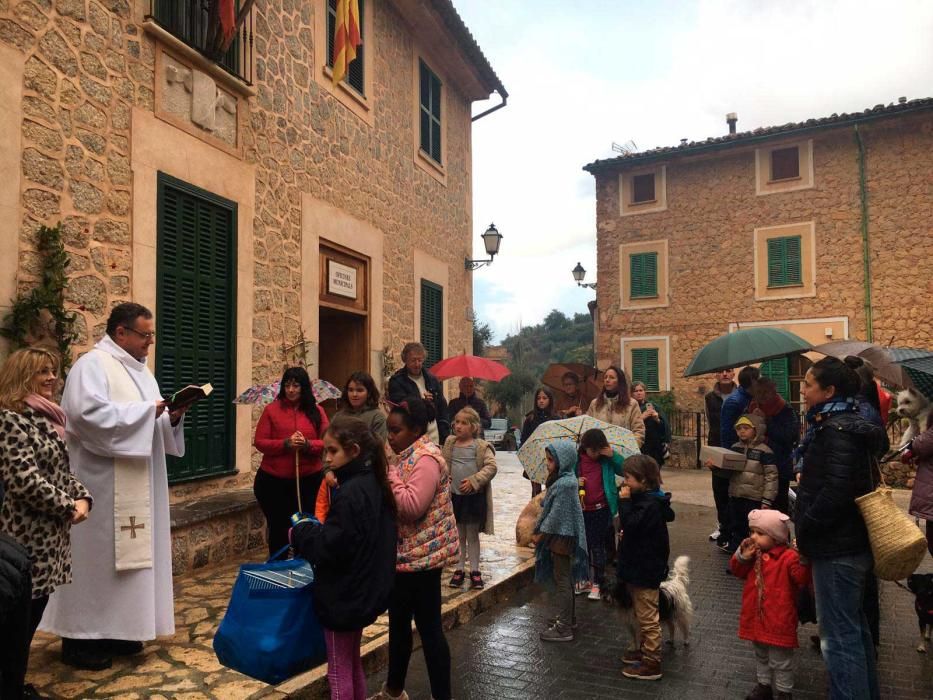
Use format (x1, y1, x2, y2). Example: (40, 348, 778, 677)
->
(587, 584, 601, 600)
(574, 581, 592, 595)
(708, 528, 720, 541)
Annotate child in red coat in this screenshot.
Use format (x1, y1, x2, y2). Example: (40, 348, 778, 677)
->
(730, 509, 811, 700)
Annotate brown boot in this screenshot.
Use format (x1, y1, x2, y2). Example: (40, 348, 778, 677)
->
(620, 649, 642, 665)
(745, 684, 774, 700)
(622, 656, 662, 680)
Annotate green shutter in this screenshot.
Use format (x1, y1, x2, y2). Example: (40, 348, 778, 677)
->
(759, 357, 791, 402)
(631, 348, 660, 392)
(419, 61, 442, 164)
(767, 236, 802, 287)
(420, 281, 443, 369)
(630, 252, 658, 299)
(157, 174, 237, 483)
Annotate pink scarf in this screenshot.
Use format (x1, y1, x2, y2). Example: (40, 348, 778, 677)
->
(25, 393, 67, 440)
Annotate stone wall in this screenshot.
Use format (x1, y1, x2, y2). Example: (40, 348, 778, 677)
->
(592, 112, 933, 410)
(1, 0, 480, 499)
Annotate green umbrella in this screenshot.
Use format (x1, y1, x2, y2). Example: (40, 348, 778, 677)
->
(684, 327, 812, 377)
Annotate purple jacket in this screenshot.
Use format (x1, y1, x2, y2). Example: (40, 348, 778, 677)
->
(909, 423, 933, 521)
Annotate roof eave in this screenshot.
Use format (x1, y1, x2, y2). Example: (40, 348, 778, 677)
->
(583, 100, 933, 175)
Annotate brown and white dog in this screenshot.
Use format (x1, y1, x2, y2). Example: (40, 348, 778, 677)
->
(896, 388, 932, 449)
(605, 555, 693, 647)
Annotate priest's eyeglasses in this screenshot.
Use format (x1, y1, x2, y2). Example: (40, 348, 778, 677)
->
(121, 326, 156, 340)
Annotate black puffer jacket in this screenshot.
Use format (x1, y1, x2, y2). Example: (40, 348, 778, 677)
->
(387, 368, 450, 443)
(291, 456, 397, 631)
(794, 412, 885, 559)
(617, 489, 675, 589)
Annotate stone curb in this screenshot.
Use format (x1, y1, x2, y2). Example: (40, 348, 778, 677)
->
(274, 557, 537, 699)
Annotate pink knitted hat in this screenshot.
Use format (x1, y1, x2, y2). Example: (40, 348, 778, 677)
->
(748, 509, 791, 545)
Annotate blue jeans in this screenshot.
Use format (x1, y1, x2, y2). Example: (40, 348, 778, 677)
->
(811, 551, 880, 700)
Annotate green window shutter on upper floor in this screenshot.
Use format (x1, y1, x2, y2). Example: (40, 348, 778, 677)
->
(631, 348, 660, 392)
(767, 236, 802, 287)
(630, 252, 658, 299)
(759, 357, 791, 402)
(157, 174, 237, 483)
(420, 281, 443, 369)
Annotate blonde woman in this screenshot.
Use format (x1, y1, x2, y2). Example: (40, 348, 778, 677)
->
(441, 407, 497, 589)
(586, 366, 646, 446)
(0, 348, 91, 698)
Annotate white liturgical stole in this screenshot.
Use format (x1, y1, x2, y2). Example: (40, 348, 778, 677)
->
(94, 349, 153, 571)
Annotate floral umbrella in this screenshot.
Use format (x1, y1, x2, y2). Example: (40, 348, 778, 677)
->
(233, 379, 342, 405)
(517, 415, 640, 484)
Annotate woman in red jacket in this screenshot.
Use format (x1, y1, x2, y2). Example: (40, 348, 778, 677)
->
(253, 367, 329, 555)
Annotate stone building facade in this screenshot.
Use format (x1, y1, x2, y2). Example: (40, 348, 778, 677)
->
(0, 0, 505, 568)
(584, 100, 933, 410)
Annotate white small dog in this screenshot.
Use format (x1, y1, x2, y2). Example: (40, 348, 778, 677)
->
(607, 555, 693, 647)
(896, 388, 932, 448)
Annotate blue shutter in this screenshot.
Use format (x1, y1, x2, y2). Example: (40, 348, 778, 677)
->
(157, 174, 237, 483)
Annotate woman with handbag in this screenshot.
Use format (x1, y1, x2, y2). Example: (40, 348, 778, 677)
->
(794, 357, 886, 700)
(253, 367, 329, 555)
(0, 348, 92, 699)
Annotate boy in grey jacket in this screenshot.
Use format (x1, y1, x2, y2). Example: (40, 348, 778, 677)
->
(725, 414, 777, 553)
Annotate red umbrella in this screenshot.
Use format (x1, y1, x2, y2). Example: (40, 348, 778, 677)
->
(429, 354, 511, 382)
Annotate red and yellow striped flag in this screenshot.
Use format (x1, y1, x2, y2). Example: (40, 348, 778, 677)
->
(332, 0, 362, 85)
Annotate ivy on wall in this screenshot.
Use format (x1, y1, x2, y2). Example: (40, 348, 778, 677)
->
(0, 224, 78, 372)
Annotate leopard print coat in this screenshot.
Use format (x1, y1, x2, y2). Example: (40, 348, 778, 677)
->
(0, 407, 92, 598)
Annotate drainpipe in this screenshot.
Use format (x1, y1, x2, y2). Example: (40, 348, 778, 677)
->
(854, 125, 874, 342)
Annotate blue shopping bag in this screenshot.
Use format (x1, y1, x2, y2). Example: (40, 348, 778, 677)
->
(213, 546, 327, 684)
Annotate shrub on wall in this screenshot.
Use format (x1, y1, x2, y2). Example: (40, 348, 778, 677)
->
(0, 224, 77, 372)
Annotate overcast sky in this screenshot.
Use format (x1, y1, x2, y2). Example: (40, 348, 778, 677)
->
(455, 0, 933, 342)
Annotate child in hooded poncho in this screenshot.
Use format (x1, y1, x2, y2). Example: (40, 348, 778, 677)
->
(532, 441, 589, 643)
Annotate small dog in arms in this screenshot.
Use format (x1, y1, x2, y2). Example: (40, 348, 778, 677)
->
(605, 555, 693, 647)
(896, 388, 932, 448)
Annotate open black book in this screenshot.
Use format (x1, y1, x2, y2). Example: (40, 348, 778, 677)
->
(166, 383, 213, 410)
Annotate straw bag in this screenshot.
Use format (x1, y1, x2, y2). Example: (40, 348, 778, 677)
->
(855, 467, 927, 580)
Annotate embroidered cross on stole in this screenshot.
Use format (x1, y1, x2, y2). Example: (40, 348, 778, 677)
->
(94, 350, 154, 571)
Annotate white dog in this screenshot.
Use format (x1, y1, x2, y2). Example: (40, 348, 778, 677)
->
(896, 388, 932, 448)
(607, 555, 693, 647)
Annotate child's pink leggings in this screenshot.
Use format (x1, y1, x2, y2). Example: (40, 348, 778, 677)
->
(325, 627, 366, 699)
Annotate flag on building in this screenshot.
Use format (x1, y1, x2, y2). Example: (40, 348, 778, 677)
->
(332, 0, 362, 85)
(219, 0, 238, 52)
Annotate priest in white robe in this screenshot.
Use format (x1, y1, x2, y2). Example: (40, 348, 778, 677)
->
(41, 303, 189, 670)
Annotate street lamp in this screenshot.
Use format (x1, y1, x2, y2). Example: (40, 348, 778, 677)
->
(572, 262, 596, 289)
(465, 223, 503, 270)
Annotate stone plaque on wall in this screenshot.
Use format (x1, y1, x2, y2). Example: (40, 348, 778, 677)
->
(158, 50, 238, 150)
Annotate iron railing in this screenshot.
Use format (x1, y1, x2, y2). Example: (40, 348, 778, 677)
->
(669, 408, 908, 469)
(148, 0, 254, 85)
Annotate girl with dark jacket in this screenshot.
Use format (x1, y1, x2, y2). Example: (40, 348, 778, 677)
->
(794, 357, 885, 700)
(253, 367, 330, 555)
(291, 416, 398, 700)
(521, 387, 558, 497)
(631, 381, 670, 467)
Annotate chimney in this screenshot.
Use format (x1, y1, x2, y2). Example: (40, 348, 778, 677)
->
(726, 112, 738, 134)
(898, 96, 907, 104)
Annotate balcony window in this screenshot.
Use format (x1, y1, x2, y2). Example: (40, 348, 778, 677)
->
(150, 0, 253, 84)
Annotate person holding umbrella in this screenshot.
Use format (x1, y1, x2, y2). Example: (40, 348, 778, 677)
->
(556, 371, 586, 418)
(446, 377, 491, 432)
(521, 388, 559, 497)
(253, 367, 329, 556)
